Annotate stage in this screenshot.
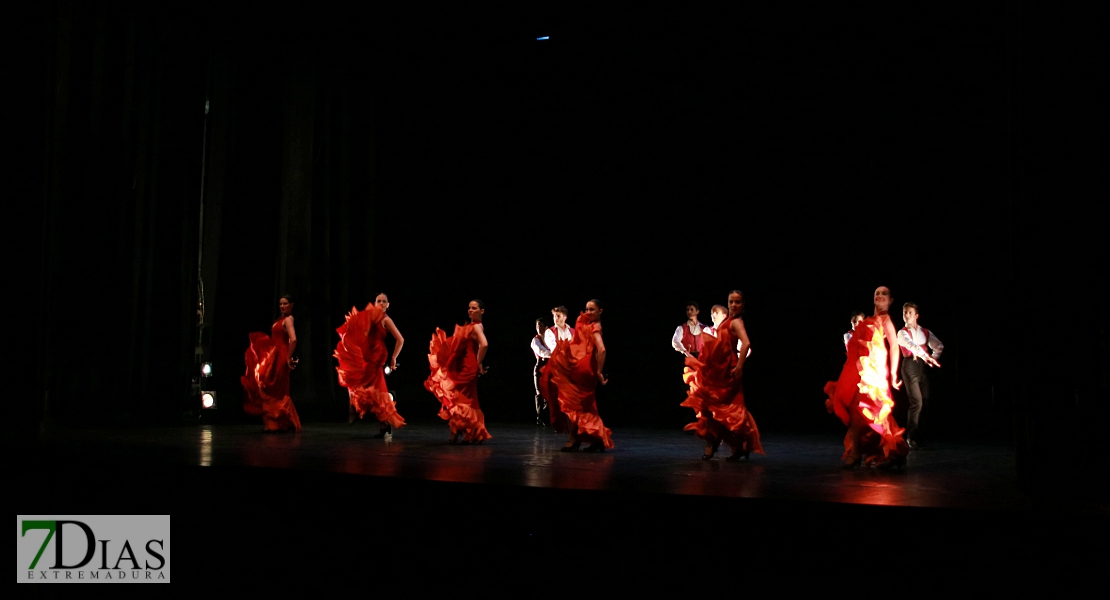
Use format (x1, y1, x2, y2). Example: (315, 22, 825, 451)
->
(13, 420, 1108, 582)
(19, 421, 1038, 509)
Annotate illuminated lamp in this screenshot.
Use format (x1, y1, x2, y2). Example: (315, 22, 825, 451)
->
(201, 391, 217, 409)
(201, 362, 213, 377)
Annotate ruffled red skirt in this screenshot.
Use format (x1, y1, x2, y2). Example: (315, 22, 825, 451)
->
(824, 316, 908, 463)
(241, 332, 302, 432)
(680, 340, 762, 456)
(334, 305, 405, 430)
(425, 325, 491, 443)
(543, 319, 613, 449)
(539, 362, 569, 434)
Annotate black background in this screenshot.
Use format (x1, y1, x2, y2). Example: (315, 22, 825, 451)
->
(13, 2, 1107, 454)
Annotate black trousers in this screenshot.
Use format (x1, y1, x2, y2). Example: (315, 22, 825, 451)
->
(900, 357, 930, 442)
(533, 358, 549, 426)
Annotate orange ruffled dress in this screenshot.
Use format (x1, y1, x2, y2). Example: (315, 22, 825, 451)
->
(680, 316, 762, 455)
(241, 318, 302, 432)
(425, 323, 492, 443)
(823, 312, 909, 464)
(334, 304, 405, 430)
(540, 314, 614, 449)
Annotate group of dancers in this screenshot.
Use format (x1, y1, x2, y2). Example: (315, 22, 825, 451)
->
(241, 286, 941, 469)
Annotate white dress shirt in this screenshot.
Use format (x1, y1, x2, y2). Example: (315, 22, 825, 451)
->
(544, 325, 574, 350)
(531, 335, 552, 359)
(898, 326, 944, 360)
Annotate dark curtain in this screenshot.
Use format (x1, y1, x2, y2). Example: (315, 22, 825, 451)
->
(1004, 2, 1109, 490)
(20, 1, 379, 427)
(20, 1, 206, 427)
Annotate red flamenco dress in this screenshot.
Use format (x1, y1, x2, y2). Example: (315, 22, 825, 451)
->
(540, 314, 614, 449)
(334, 304, 405, 430)
(424, 323, 492, 443)
(823, 312, 909, 465)
(241, 318, 302, 432)
(680, 315, 762, 457)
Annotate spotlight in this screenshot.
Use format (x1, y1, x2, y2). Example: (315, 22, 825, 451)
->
(389, 391, 396, 403)
(201, 391, 217, 409)
(384, 366, 391, 375)
(201, 362, 213, 377)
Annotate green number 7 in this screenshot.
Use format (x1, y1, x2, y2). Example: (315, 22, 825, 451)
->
(22, 520, 56, 569)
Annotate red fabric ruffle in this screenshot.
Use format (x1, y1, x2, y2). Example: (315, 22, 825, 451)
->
(539, 361, 569, 434)
(425, 323, 491, 442)
(544, 314, 613, 448)
(679, 316, 762, 455)
(334, 304, 405, 429)
(241, 320, 302, 432)
(824, 313, 908, 463)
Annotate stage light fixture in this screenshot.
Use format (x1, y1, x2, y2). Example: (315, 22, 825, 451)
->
(536, 36, 549, 40)
(201, 362, 213, 376)
(389, 392, 395, 403)
(384, 366, 391, 375)
(201, 391, 217, 409)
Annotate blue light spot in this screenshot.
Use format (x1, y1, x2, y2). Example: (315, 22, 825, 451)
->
(536, 36, 549, 41)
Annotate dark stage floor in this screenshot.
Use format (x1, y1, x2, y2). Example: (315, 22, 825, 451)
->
(19, 422, 1040, 509)
(13, 421, 1109, 584)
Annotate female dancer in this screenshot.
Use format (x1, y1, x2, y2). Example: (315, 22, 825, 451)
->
(680, 290, 761, 460)
(541, 299, 614, 452)
(334, 292, 406, 439)
(823, 286, 909, 469)
(241, 294, 302, 432)
(425, 300, 491, 443)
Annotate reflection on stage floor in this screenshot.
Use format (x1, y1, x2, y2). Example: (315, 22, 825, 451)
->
(12, 421, 1047, 511)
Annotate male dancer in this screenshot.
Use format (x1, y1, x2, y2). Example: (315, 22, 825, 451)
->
(672, 301, 711, 358)
(706, 304, 752, 357)
(543, 306, 575, 351)
(530, 319, 552, 426)
(897, 302, 943, 450)
(844, 311, 866, 351)
(543, 306, 575, 429)
(705, 305, 728, 337)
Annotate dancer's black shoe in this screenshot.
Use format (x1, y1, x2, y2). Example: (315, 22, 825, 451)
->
(725, 450, 750, 462)
(841, 456, 862, 470)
